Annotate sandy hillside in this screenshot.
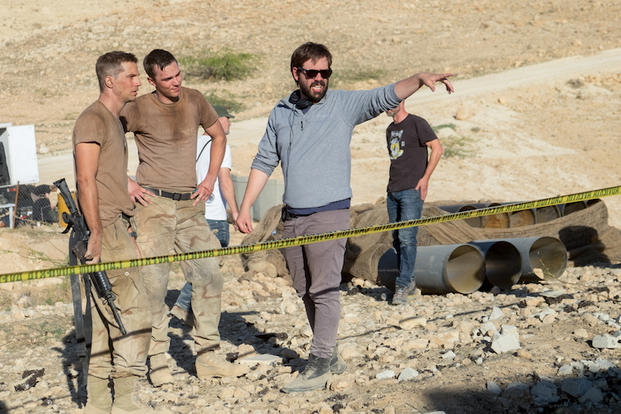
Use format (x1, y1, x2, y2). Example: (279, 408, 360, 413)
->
(1, 1, 621, 413)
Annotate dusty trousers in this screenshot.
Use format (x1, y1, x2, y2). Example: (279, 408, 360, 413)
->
(281, 209, 350, 359)
(88, 215, 150, 380)
(134, 195, 223, 357)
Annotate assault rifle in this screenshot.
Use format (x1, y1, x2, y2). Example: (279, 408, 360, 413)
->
(54, 178, 127, 335)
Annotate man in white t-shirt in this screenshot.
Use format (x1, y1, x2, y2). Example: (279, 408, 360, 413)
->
(171, 106, 238, 322)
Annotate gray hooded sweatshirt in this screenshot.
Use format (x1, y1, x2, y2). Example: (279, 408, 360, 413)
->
(252, 84, 401, 209)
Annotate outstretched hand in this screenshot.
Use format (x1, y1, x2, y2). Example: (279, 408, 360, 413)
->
(419, 72, 454, 94)
(394, 72, 455, 99)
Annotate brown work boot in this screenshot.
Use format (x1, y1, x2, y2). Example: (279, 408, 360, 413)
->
(195, 352, 249, 379)
(111, 376, 172, 414)
(81, 376, 111, 414)
(148, 353, 174, 387)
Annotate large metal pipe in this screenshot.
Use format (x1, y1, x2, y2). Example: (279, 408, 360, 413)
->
(459, 205, 483, 228)
(509, 209, 535, 227)
(437, 203, 488, 213)
(481, 202, 510, 228)
(535, 205, 561, 223)
(438, 203, 486, 227)
(560, 201, 588, 216)
(378, 244, 485, 294)
(469, 240, 523, 290)
(504, 236, 568, 282)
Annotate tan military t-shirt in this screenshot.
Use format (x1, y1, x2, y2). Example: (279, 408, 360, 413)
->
(120, 87, 218, 192)
(72, 100, 134, 227)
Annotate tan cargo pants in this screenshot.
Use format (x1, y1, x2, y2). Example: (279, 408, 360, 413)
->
(89, 215, 150, 380)
(134, 195, 222, 357)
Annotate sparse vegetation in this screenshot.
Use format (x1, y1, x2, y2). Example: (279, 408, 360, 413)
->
(432, 123, 456, 133)
(0, 277, 71, 309)
(442, 135, 473, 158)
(432, 123, 471, 158)
(203, 91, 243, 113)
(180, 50, 256, 81)
(338, 68, 385, 82)
(332, 68, 386, 88)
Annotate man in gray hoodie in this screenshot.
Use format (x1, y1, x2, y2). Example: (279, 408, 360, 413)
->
(236, 42, 453, 393)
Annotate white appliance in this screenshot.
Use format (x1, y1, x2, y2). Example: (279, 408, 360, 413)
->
(0, 124, 39, 185)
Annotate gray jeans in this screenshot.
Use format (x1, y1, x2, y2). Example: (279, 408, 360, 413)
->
(281, 209, 350, 359)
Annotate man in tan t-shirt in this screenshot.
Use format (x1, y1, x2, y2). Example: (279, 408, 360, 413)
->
(73, 51, 163, 413)
(121, 49, 247, 385)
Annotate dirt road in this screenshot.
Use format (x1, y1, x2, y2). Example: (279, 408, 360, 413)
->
(37, 48, 621, 227)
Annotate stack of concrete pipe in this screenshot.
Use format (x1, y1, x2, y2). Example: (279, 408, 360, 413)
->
(438, 200, 597, 229)
(378, 236, 567, 294)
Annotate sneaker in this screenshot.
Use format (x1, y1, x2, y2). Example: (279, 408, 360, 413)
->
(282, 354, 331, 393)
(391, 284, 416, 306)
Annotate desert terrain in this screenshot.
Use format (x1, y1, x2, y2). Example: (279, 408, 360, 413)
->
(0, 0, 620, 413)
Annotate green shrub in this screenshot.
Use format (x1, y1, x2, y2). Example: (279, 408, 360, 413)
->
(442, 135, 472, 158)
(432, 123, 456, 133)
(432, 124, 472, 158)
(180, 51, 256, 81)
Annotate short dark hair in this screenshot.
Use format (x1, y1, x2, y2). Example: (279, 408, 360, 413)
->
(290, 42, 332, 75)
(143, 49, 177, 79)
(95, 51, 137, 92)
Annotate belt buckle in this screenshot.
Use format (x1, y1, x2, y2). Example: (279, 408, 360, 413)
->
(172, 193, 182, 201)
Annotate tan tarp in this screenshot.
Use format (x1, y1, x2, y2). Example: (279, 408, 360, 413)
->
(241, 199, 621, 284)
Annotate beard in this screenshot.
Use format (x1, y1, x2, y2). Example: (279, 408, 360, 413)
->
(299, 79, 328, 103)
(386, 108, 398, 118)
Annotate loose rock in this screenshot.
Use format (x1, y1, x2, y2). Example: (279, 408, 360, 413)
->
(491, 325, 521, 354)
(591, 334, 619, 349)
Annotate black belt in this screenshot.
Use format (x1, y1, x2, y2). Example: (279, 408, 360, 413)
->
(281, 206, 313, 221)
(145, 187, 193, 201)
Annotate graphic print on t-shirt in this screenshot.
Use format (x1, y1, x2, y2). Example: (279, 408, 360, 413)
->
(389, 129, 405, 160)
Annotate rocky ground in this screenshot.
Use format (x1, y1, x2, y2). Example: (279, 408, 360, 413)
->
(1, 254, 620, 413)
(1, 0, 621, 413)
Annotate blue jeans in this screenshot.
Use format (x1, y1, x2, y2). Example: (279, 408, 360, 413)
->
(206, 219, 230, 248)
(175, 219, 229, 311)
(386, 188, 423, 290)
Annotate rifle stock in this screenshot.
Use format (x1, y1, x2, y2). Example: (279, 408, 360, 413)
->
(53, 178, 127, 336)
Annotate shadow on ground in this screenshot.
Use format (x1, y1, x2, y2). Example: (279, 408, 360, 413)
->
(164, 288, 298, 376)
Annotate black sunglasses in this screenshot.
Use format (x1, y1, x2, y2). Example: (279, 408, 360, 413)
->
(296, 67, 333, 79)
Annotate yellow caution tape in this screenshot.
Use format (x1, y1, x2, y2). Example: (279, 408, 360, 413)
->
(1, 185, 619, 284)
